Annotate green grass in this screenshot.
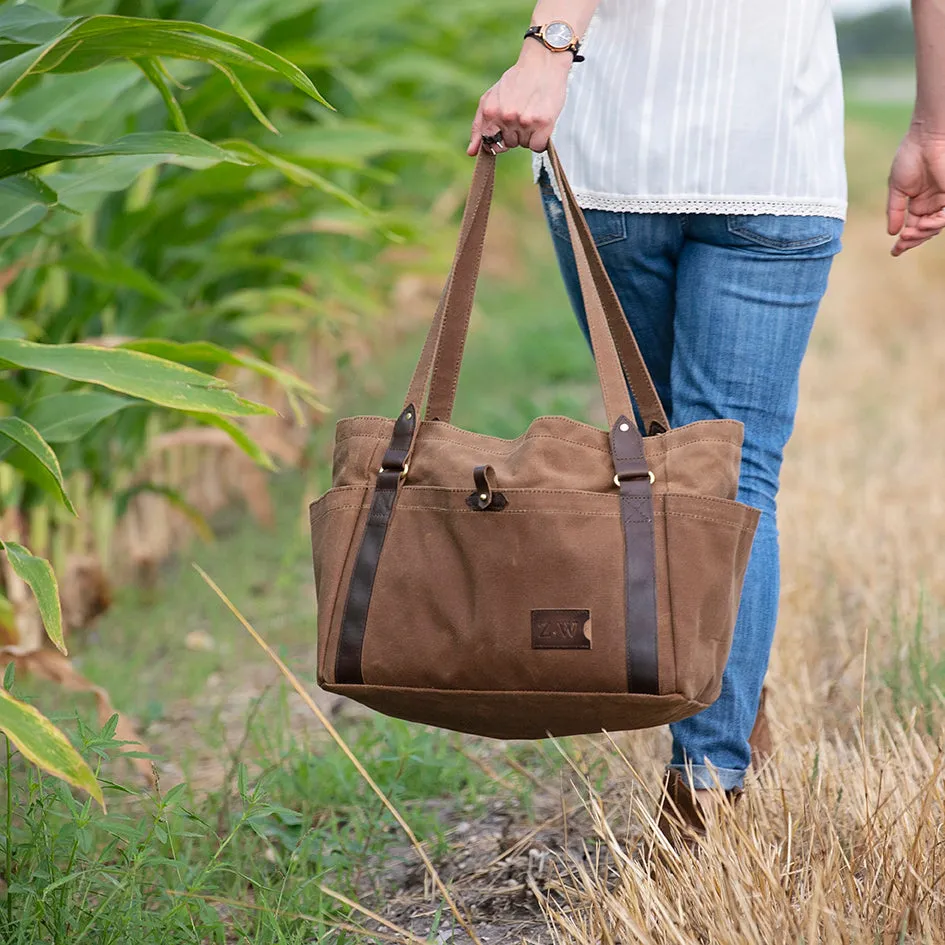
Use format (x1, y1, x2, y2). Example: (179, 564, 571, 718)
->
(0, 176, 598, 943)
(882, 595, 945, 736)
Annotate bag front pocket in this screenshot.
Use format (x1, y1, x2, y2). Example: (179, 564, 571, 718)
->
(358, 488, 633, 694)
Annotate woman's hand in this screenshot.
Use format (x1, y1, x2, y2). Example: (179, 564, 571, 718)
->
(887, 126, 945, 256)
(467, 43, 572, 156)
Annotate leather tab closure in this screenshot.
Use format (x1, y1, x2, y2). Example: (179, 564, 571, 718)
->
(467, 464, 507, 511)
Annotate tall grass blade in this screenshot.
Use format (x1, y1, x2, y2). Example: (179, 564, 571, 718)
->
(195, 565, 484, 945)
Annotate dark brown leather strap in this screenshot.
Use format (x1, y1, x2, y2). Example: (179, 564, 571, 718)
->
(335, 405, 416, 684)
(611, 415, 660, 695)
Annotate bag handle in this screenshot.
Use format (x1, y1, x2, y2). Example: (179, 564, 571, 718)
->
(402, 142, 670, 436)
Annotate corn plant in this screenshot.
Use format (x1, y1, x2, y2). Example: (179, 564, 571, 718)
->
(0, 0, 340, 801)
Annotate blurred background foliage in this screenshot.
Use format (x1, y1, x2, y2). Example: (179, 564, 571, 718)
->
(0, 0, 528, 507)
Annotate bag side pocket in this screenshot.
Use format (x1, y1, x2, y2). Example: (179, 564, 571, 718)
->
(663, 493, 760, 703)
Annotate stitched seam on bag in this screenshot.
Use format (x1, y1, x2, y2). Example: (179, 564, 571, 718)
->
(422, 432, 612, 453)
(334, 416, 737, 439)
(310, 485, 372, 512)
(336, 432, 614, 456)
(335, 418, 614, 448)
(661, 492, 754, 508)
(313, 488, 751, 508)
(312, 505, 753, 531)
(334, 431, 738, 457)
(313, 494, 751, 513)
(652, 438, 741, 454)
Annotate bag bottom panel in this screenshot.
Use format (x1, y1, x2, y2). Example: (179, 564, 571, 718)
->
(323, 684, 711, 739)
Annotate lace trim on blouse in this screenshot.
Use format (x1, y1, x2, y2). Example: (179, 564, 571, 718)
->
(534, 156, 847, 220)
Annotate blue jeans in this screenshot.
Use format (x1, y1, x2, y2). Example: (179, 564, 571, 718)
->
(539, 175, 843, 791)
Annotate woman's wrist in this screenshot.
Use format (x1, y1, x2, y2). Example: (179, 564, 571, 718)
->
(516, 37, 575, 74)
(908, 113, 945, 142)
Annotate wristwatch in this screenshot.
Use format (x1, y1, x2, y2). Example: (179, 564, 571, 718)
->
(524, 21, 585, 62)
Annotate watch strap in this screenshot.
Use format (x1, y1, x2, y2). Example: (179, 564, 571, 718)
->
(523, 24, 585, 62)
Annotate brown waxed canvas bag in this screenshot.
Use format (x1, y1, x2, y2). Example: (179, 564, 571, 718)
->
(310, 144, 760, 740)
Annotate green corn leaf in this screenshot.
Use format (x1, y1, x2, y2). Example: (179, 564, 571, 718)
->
(0, 417, 75, 513)
(45, 155, 168, 211)
(23, 390, 135, 443)
(220, 139, 371, 215)
(0, 5, 73, 45)
(0, 64, 140, 146)
(120, 339, 323, 412)
(0, 339, 272, 417)
(0, 540, 65, 654)
(58, 246, 179, 304)
(0, 12, 329, 108)
(134, 57, 188, 133)
(0, 688, 103, 808)
(0, 131, 244, 179)
(0, 173, 59, 235)
(212, 62, 277, 134)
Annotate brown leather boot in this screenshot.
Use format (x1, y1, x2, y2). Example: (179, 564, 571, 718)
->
(655, 769, 742, 854)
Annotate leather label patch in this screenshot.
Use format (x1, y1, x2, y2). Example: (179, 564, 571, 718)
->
(531, 610, 591, 649)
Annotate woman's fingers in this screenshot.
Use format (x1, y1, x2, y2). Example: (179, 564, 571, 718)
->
(890, 205, 945, 255)
(913, 208, 945, 232)
(467, 108, 485, 156)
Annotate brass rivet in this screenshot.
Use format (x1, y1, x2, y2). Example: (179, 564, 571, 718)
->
(405, 411, 412, 420)
(619, 422, 630, 432)
(480, 493, 488, 501)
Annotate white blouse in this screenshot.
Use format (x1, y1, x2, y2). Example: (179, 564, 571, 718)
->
(536, 0, 848, 219)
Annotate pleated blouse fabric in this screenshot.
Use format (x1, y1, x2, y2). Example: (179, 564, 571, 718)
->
(535, 0, 848, 219)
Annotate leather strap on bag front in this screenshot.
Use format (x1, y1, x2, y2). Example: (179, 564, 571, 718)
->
(335, 405, 416, 683)
(611, 416, 660, 694)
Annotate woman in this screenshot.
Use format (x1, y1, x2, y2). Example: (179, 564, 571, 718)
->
(468, 0, 945, 836)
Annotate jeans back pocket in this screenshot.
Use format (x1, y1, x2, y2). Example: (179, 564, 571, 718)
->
(726, 214, 842, 252)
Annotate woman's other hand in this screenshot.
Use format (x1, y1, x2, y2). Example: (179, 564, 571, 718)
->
(467, 41, 572, 156)
(887, 126, 945, 256)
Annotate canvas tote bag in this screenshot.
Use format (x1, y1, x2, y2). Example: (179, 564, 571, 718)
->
(310, 144, 760, 739)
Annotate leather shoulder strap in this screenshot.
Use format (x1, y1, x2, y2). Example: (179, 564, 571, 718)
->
(412, 144, 670, 435)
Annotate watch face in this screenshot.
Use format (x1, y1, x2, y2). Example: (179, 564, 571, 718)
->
(544, 21, 574, 49)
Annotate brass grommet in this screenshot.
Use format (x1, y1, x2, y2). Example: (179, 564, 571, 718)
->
(379, 462, 409, 480)
(614, 471, 655, 486)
